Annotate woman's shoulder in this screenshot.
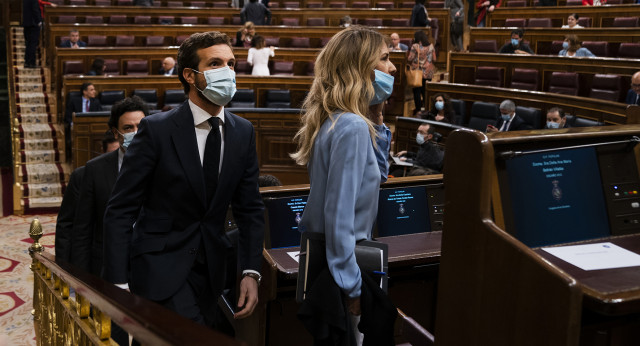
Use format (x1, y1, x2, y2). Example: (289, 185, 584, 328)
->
(331, 112, 369, 132)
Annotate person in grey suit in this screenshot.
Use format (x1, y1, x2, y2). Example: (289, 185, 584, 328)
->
(446, 0, 464, 51)
(103, 31, 264, 332)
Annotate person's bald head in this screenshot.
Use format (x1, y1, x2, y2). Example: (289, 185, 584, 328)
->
(632, 71, 640, 95)
(390, 33, 400, 48)
(162, 57, 176, 71)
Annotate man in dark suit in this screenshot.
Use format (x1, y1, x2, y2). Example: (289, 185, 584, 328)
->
(64, 82, 103, 124)
(59, 29, 87, 48)
(103, 31, 264, 331)
(487, 99, 533, 132)
(158, 56, 178, 75)
(23, 0, 41, 68)
(71, 97, 147, 277)
(626, 71, 640, 105)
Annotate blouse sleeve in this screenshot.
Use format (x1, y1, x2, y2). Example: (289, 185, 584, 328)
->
(269, 48, 275, 57)
(374, 123, 392, 183)
(323, 119, 370, 298)
(247, 48, 254, 66)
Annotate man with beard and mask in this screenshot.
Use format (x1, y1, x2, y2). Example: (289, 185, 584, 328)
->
(395, 123, 444, 174)
(103, 31, 264, 334)
(71, 96, 147, 345)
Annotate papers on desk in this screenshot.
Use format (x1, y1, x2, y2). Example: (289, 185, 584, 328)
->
(391, 155, 413, 167)
(542, 242, 640, 271)
(287, 251, 300, 263)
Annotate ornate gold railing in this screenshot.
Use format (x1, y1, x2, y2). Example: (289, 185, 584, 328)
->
(28, 219, 245, 345)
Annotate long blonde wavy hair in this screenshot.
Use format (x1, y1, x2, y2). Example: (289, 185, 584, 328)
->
(290, 25, 385, 165)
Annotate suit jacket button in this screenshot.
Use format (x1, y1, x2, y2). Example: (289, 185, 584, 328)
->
(189, 248, 197, 255)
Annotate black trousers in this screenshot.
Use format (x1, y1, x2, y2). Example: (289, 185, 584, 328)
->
(23, 25, 40, 66)
(412, 78, 427, 111)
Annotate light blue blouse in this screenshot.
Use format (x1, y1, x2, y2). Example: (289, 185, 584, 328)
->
(558, 47, 595, 58)
(300, 112, 382, 298)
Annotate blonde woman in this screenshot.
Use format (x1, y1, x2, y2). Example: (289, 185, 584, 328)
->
(235, 21, 255, 48)
(292, 25, 396, 344)
(247, 35, 274, 76)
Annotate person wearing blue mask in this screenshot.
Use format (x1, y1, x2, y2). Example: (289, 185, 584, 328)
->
(546, 107, 570, 129)
(103, 31, 265, 337)
(71, 95, 147, 346)
(425, 92, 454, 123)
(292, 25, 397, 345)
(498, 28, 533, 55)
(487, 99, 533, 132)
(558, 34, 595, 58)
(395, 123, 444, 174)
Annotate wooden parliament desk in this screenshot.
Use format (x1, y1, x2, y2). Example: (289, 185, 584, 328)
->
(54, 49, 409, 114)
(255, 176, 444, 345)
(469, 27, 640, 56)
(53, 0, 424, 7)
(447, 52, 639, 101)
(72, 107, 307, 184)
(424, 82, 640, 126)
(436, 125, 640, 345)
(487, 4, 640, 28)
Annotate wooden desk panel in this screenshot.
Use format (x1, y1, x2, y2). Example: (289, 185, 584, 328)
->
(424, 82, 640, 126)
(487, 4, 640, 28)
(469, 27, 640, 56)
(448, 52, 638, 101)
(48, 0, 421, 9)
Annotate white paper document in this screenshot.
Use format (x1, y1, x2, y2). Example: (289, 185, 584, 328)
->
(287, 251, 300, 263)
(391, 156, 413, 167)
(542, 242, 640, 271)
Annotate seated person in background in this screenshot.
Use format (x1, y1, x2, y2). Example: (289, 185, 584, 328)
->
(558, 34, 594, 57)
(499, 28, 533, 55)
(64, 82, 102, 125)
(546, 107, 570, 129)
(562, 13, 583, 28)
(340, 15, 352, 27)
(158, 56, 177, 75)
(240, 0, 271, 25)
(538, 0, 556, 5)
(59, 29, 86, 48)
(395, 123, 444, 174)
(389, 33, 408, 52)
(626, 71, 640, 105)
(425, 92, 454, 123)
(487, 99, 533, 132)
(247, 35, 274, 76)
(475, 0, 500, 27)
(87, 57, 105, 76)
(235, 21, 255, 48)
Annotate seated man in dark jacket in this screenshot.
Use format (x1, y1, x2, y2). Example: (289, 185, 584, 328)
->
(395, 123, 444, 174)
(59, 29, 86, 48)
(487, 99, 533, 133)
(498, 28, 533, 55)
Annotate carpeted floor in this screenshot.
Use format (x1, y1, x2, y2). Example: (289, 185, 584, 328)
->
(0, 214, 57, 346)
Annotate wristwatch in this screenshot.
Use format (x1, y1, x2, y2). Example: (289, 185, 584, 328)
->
(242, 272, 262, 286)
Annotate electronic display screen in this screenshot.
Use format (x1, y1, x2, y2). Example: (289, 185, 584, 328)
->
(505, 147, 611, 247)
(264, 195, 307, 248)
(376, 185, 430, 237)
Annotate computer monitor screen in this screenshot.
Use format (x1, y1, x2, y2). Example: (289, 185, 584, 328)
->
(376, 185, 430, 237)
(504, 147, 610, 247)
(263, 195, 307, 249)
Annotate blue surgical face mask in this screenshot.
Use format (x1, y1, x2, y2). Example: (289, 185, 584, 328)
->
(501, 113, 511, 121)
(370, 69, 395, 106)
(192, 66, 237, 106)
(511, 38, 520, 46)
(118, 130, 136, 150)
(435, 100, 444, 110)
(416, 133, 425, 145)
(547, 121, 561, 129)
(562, 41, 569, 50)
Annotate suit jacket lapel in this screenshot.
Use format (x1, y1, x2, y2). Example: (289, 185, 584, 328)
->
(170, 102, 207, 207)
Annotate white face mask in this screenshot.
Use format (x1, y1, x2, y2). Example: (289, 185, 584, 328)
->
(547, 121, 561, 129)
(117, 130, 136, 150)
(416, 133, 425, 145)
(192, 66, 237, 106)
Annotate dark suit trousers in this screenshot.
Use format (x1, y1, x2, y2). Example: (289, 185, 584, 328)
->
(23, 26, 39, 66)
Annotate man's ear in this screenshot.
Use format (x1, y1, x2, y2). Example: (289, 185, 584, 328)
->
(183, 68, 195, 85)
(111, 127, 118, 139)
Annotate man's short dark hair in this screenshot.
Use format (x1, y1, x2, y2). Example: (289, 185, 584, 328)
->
(177, 31, 232, 93)
(80, 82, 93, 92)
(547, 107, 565, 119)
(511, 28, 525, 38)
(101, 129, 118, 152)
(258, 174, 282, 187)
(108, 96, 149, 129)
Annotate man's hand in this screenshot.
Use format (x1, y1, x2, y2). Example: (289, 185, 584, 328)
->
(486, 124, 498, 133)
(234, 276, 259, 319)
(347, 297, 361, 316)
(396, 150, 407, 157)
(514, 49, 531, 55)
(482, 1, 490, 6)
(488, 4, 495, 11)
